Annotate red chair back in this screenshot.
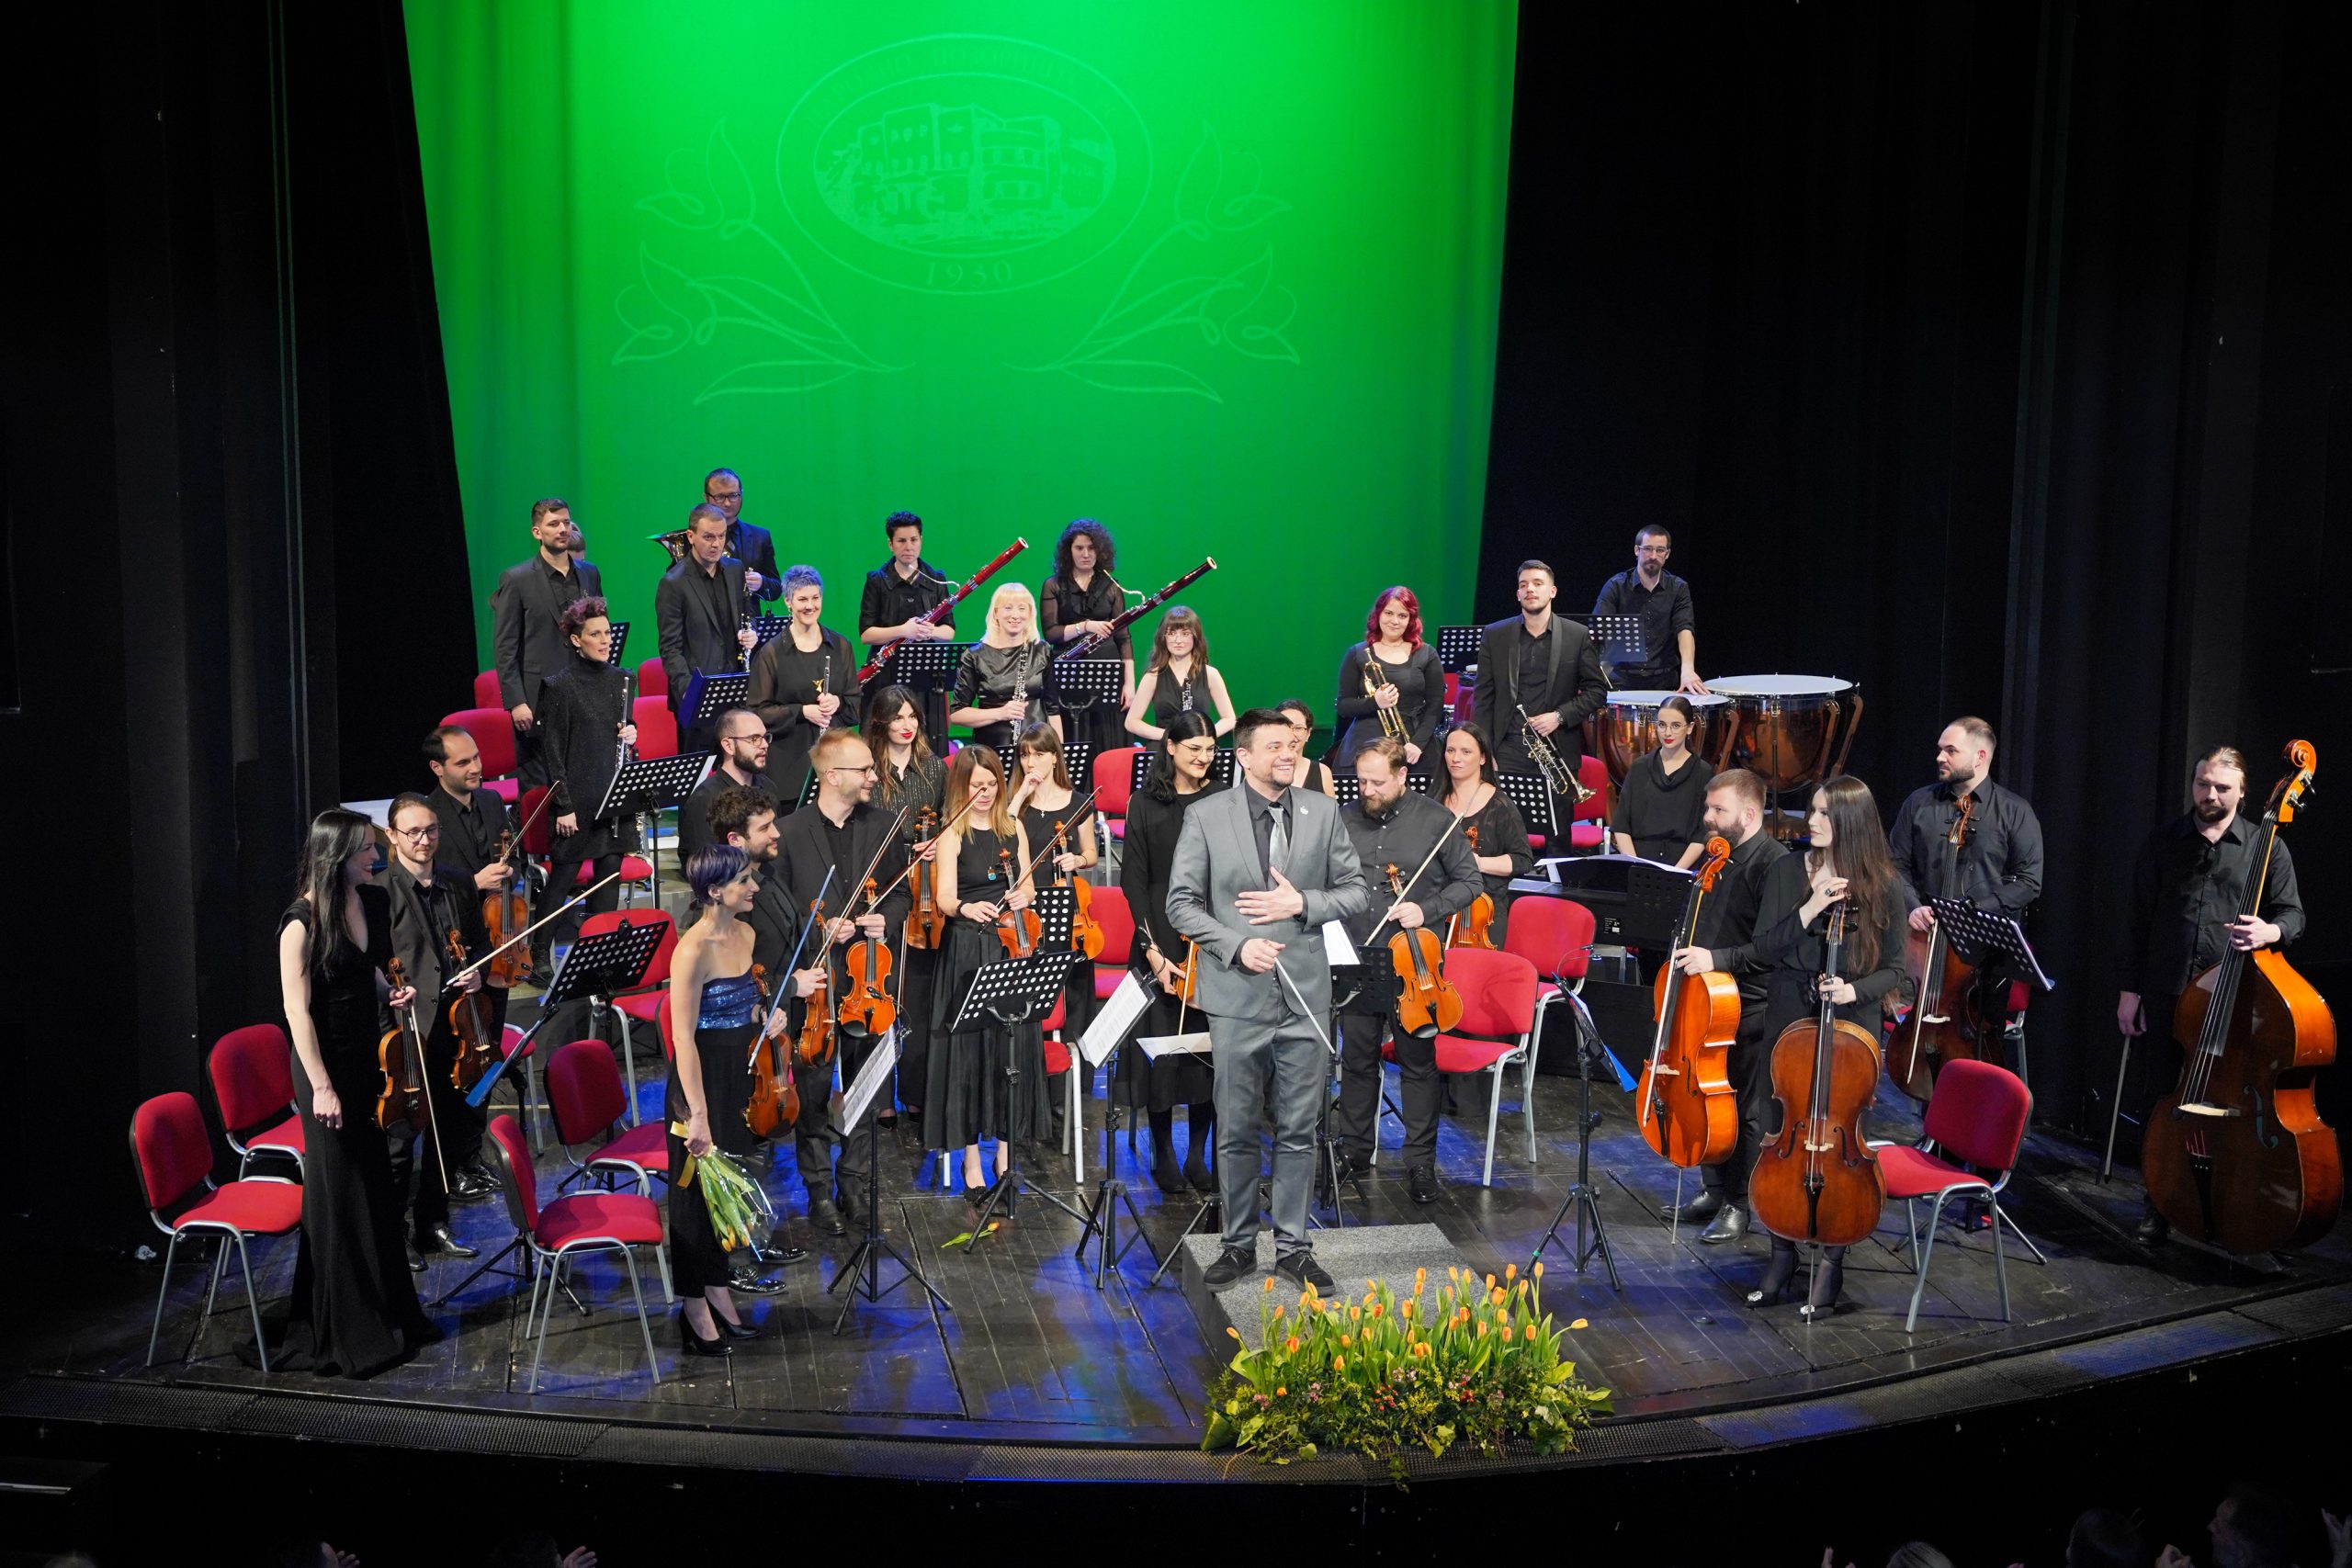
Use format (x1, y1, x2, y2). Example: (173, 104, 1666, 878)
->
(1570, 755, 1611, 825)
(208, 1023, 294, 1134)
(473, 670, 501, 708)
(1442, 947, 1538, 1038)
(636, 657, 668, 700)
(1093, 746, 1140, 819)
(442, 706, 519, 781)
(655, 993, 678, 1061)
(1089, 884, 1135, 965)
(1920, 1058, 2033, 1174)
(486, 1113, 541, 1231)
(632, 696, 679, 760)
(1042, 995, 1067, 1034)
(1504, 896, 1597, 985)
(579, 908, 678, 991)
(130, 1092, 216, 1214)
(520, 787, 557, 857)
(546, 1041, 628, 1145)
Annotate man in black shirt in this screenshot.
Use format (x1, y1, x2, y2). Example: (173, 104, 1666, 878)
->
(769, 728, 910, 1237)
(2115, 746, 2306, 1242)
(492, 497, 605, 785)
(701, 468, 780, 606)
(1328, 740, 1482, 1204)
(678, 705, 775, 869)
(655, 503, 757, 753)
(1591, 525, 1704, 693)
(422, 723, 517, 1043)
(1471, 558, 1608, 784)
(1668, 768, 1791, 1243)
(856, 512, 957, 750)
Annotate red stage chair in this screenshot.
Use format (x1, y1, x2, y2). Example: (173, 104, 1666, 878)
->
(547, 1039, 671, 1196)
(1430, 947, 1542, 1186)
(1505, 895, 1598, 1099)
(519, 786, 653, 908)
(1869, 1058, 2036, 1332)
(1093, 745, 1141, 841)
(473, 670, 501, 708)
(635, 657, 667, 702)
(206, 1022, 304, 1177)
(484, 1113, 663, 1392)
(130, 1091, 303, 1373)
(631, 696, 678, 760)
(1561, 753, 1611, 853)
(442, 705, 522, 807)
(1088, 885, 1136, 1001)
(575, 908, 676, 1121)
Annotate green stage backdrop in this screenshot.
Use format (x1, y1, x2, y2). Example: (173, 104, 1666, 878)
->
(405, 2, 1516, 723)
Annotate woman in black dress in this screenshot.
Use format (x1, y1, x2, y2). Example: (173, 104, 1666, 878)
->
(1333, 584, 1442, 772)
(1009, 723, 1102, 1066)
(1430, 721, 1534, 946)
(949, 582, 1057, 753)
(1124, 606, 1236, 740)
(1039, 518, 1135, 760)
(1117, 712, 1223, 1192)
(529, 596, 639, 975)
(748, 564, 860, 805)
(664, 844, 778, 1356)
(1275, 698, 1340, 797)
(267, 809, 439, 1377)
(1678, 775, 1906, 1318)
(922, 747, 1049, 1215)
(1611, 695, 1713, 868)
(866, 684, 946, 1130)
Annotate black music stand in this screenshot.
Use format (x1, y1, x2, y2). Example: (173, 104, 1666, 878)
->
(1590, 615, 1645, 682)
(1435, 626, 1483, 675)
(827, 1030, 953, 1330)
(1329, 769, 1438, 805)
(607, 621, 630, 665)
(1128, 746, 1236, 795)
(860, 638, 958, 692)
(1495, 769, 1565, 844)
(1069, 973, 1155, 1291)
(1050, 656, 1124, 719)
(597, 750, 712, 915)
(750, 615, 789, 651)
(948, 952, 1090, 1248)
(683, 671, 752, 730)
(1526, 987, 1624, 1292)
(1924, 899, 2056, 1269)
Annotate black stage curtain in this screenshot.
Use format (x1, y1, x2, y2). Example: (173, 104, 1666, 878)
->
(1482, 1, 2349, 1139)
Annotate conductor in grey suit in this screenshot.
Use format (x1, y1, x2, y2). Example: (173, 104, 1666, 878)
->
(1168, 708, 1369, 1291)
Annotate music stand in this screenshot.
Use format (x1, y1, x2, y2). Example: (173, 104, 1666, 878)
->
(1925, 899, 2058, 1269)
(1069, 971, 1159, 1292)
(597, 750, 712, 914)
(607, 620, 630, 666)
(1050, 656, 1124, 718)
(1526, 987, 1623, 1291)
(1329, 769, 1438, 805)
(1494, 769, 1565, 843)
(1590, 614, 1645, 677)
(1435, 626, 1483, 676)
(683, 671, 752, 731)
(828, 1030, 952, 1330)
(1129, 746, 1236, 795)
(947, 952, 1090, 1247)
(750, 615, 789, 651)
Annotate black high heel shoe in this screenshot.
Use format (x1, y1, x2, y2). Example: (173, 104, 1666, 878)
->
(1798, 1256, 1846, 1321)
(678, 1313, 731, 1357)
(712, 1314, 759, 1341)
(1744, 1246, 1799, 1307)
(1151, 1139, 1188, 1194)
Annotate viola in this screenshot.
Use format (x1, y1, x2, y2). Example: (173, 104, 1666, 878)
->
(1055, 818, 1105, 959)
(376, 957, 434, 1134)
(994, 846, 1042, 959)
(742, 963, 800, 1139)
(1446, 824, 1498, 951)
(443, 926, 498, 1093)
(838, 876, 897, 1037)
(1384, 863, 1464, 1040)
(794, 899, 838, 1068)
(1636, 836, 1740, 1168)
(1894, 791, 1990, 1101)
(906, 806, 947, 950)
(2143, 740, 2340, 1254)
(482, 827, 533, 988)
(1749, 902, 1885, 1247)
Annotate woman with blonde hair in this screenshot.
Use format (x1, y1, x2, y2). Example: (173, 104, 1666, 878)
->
(949, 581, 1057, 753)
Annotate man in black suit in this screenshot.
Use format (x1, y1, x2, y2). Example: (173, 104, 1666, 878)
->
(703, 468, 780, 606)
(677, 705, 776, 869)
(1471, 558, 1608, 780)
(656, 503, 757, 753)
(492, 497, 605, 785)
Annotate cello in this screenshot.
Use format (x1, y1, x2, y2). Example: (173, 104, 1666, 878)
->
(1748, 902, 1886, 1248)
(1893, 792, 1990, 1100)
(1636, 836, 1741, 1168)
(1443, 825, 1498, 951)
(1384, 863, 1464, 1040)
(2143, 741, 2340, 1254)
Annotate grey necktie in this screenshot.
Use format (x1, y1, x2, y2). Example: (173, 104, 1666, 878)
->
(1269, 801, 1290, 878)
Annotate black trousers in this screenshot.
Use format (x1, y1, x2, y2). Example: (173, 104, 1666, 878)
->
(1701, 1006, 1774, 1206)
(1331, 1005, 1443, 1168)
(788, 1032, 877, 1206)
(534, 842, 622, 947)
(387, 1013, 485, 1233)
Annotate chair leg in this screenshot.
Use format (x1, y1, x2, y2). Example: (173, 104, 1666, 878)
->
(1521, 1036, 1539, 1163)
(616, 1014, 641, 1128)
(231, 1233, 270, 1376)
(657, 1238, 673, 1304)
(1991, 1197, 2012, 1322)
(1904, 1197, 1920, 1269)
(621, 1249, 661, 1389)
(145, 1234, 182, 1368)
(202, 1235, 231, 1322)
(1905, 1195, 1947, 1333)
(528, 1252, 554, 1393)
(526, 1054, 548, 1153)
(1482, 1066, 1503, 1188)
(1069, 1059, 1084, 1185)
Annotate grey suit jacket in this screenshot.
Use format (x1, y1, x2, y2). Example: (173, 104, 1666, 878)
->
(1166, 783, 1369, 1024)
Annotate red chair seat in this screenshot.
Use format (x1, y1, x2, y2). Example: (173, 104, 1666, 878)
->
(536, 1190, 664, 1250)
(175, 1180, 304, 1235)
(1876, 1144, 1986, 1201)
(248, 1115, 304, 1160)
(1044, 1038, 1073, 1075)
(576, 855, 653, 886)
(1105, 820, 1125, 840)
(590, 1122, 670, 1176)
(487, 779, 519, 807)
(615, 990, 662, 1023)
(1432, 1034, 1518, 1074)
(1567, 824, 1603, 850)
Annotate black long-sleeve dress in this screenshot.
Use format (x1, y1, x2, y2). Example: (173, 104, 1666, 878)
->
(924, 827, 1052, 1150)
(266, 888, 438, 1377)
(747, 625, 861, 807)
(1333, 641, 1443, 770)
(1042, 572, 1132, 758)
(1610, 750, 1714, 864)
(1115, 784, 1220, 1110)
(951, 641, 1051, 753)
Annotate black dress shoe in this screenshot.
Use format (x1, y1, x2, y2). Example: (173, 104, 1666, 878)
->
(1183, 1147, 1216, 1195)
(2134, 1209, 2171, 1246)
(809, 1198, 848, 1237)
(728, 1266, 788, 1295)
(1202, 1245, 1256, 1288)
(713, 1314, 760, 1340)
(1408, 1164, 1439, 1205)
(678, 1314, 731, 1357)
(1274, 1250, 1336, 1292)
(405, 1238, 426, 1272)
(1151, 1142, 1188, 1194)
(447, 1170, 496, 1204)
(424, 1223, 480, 1259)
(1701, 1205, 1749, 1245)
(1666, 1190, 1724, 1225)
(749, 1237, 808, 1266)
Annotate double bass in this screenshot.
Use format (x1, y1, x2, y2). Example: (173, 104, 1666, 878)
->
(1749, 902, 1885, 1247)
(1893, 792, 1991, 1100)
(1383, 863, 1464, 1039)
(2143, 741, 2339, 1254)
(1636, 836, 1740, 1168)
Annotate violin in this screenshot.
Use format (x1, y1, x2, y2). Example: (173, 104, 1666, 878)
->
(1445, 824, 1498, 950)
(838, 875, 897, 1037)
(376, 957, 434, 1133)
(482, 828, 532, 988)
(2143, 740, 2339, 1254)
(1384, 863, 1464, 1040)
(994, 846, 1042, 958)
(1749, 902, 1885, 1247)
(906, 806, 947, 950)
(1055, 818, 1105, 959)
(794, 899, 838, 1068)
(444, 926, 498, 1093)
(1894, 792, 1990, 1101)
(1636, 836, 1740, 1168)
(742, 963, 800, 1139)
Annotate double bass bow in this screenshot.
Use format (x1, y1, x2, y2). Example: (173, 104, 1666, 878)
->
(1636, 836, 1740, 1168)
(1748, 900, 1885, 1248)
(1894, 791, 1989, 1100)
(2143, 740, 2339, 1254)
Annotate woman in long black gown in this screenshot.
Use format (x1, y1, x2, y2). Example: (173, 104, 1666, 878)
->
(266, 809, 439, 1377)
(1009, 722, 1102, 1073)
(1116, 712, 1223, 1192)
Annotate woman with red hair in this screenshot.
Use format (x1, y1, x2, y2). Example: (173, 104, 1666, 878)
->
(1334, 585, 1442, 772)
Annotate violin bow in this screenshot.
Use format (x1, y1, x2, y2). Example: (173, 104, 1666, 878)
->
(1361, 809, 1469, 948)
(754, 863, 837, 1060)
(442, 871, 623, 989)
(868, 789, 979, 907)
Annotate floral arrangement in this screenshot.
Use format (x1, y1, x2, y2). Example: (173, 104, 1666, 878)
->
(673, 1136, 772, 1251)
(1202, 1263, 1611, 1482)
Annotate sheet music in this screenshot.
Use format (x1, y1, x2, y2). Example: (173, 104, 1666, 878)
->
(837, 1029, 899, 1135)
(1322, 920, 1360, 966)
(1137, 1032, 1215, 1058)
(1080, 969, 1151, 1067)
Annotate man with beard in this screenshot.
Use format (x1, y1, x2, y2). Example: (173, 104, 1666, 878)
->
(492, 497, 604, 785)
(678, 705, 776, 868)
(1590, 525, 1705, 694)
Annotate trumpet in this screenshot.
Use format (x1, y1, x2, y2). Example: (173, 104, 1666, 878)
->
(1364, 655, 1410, 744)
(1517, 705, 1596, 804)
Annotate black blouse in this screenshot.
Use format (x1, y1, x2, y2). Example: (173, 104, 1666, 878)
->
(1333, 641, 1442, 767)
(746, 624, 861, 792)
(1138, 662, 1212, 730)
(538, 652, 631, 823)
(1611, 750, 1714, 864)
(1119, 784, 1222, 963)
(1725, 853, 1911, 1035)
(951, 641, 1051, 753)
(1430, 781, 1534, 903)
(1041, 573, 1133, 661)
